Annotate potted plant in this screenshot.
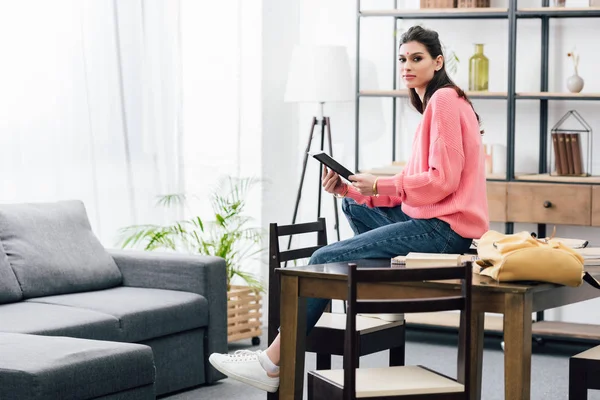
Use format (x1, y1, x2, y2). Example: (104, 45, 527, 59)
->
(117, 176, 265, 345)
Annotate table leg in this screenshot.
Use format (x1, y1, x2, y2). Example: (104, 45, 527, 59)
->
(503, 293, 532, 400)
(458, 311, 484, 400)
(279, 275, 306, 400)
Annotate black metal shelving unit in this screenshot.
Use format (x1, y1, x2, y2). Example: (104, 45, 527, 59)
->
(355, 0, 600, 342)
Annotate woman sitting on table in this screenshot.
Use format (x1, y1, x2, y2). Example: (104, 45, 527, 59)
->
(208, 25, 490, 393)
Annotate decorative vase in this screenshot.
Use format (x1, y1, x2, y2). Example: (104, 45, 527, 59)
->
(567, 73, 584, 93)
(468, 43, 489, 91)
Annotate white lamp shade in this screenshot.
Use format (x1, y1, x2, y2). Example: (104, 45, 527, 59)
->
(284, 45, 354, 103)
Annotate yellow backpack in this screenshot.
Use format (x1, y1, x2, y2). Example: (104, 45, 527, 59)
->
(476, 230, 599, 288)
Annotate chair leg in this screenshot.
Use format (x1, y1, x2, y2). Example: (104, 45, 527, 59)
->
(569, 359, 588, 400)
(389, 346, 405, 366)
(389, 325, 406, 366)
(316, 353, 332, 370)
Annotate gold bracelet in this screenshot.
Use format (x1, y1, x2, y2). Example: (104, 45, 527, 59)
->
(334, 184, 349, 198)
(372, 178, 379, 196)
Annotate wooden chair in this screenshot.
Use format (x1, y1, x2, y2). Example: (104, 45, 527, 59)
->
(307, 261, 474, 400)
(268, 218, 406, 372)
(569, 345, 600, 399)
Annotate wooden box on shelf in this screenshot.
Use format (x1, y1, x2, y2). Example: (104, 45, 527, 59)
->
(420, 0, 456, 8)
(227, 285, 262, 345)
(458, 0, 490, 6)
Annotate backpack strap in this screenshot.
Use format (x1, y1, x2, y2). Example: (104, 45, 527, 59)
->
(583, 272, 600, 290)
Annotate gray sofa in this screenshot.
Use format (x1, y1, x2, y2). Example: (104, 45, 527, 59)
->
(0, 200, 227, 398)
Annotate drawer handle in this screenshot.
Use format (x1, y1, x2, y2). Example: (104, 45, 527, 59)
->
(543, 201, 552, 208)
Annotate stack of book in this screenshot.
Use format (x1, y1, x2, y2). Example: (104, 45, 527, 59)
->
(391, 252, 478, 268)
(576, 248, 600, 266)
(551, 132, 584, 176)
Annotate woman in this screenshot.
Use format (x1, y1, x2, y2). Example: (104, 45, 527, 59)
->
(209, 25, 489, 393)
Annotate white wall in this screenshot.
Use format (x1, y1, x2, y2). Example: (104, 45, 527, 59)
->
(261, 0, 600, 324)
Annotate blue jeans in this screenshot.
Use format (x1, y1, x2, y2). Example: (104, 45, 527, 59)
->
(304, 197, 473, 334)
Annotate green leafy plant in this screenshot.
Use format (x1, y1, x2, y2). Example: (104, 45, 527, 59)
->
(117, 176, 264, 292)
(443, 44, 460, 77)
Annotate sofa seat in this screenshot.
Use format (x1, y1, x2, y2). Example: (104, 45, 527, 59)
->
(26, 286, 208, 342)
(0, 332, 155, 400)
(0, 302, 121, 341)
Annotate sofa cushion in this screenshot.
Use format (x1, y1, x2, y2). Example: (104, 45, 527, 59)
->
(0, 302, 121, 341)
(27, 286, 209, 342)
(0, 244, 22, 304)
(0, 332, 155, 400)
(0, 200, 122, 298)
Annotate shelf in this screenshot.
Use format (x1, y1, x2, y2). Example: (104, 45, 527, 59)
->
(360, 8, 508, 19)
(516, 92, 600, 101)
(364, 164, 505, 181)
(486, 173, 507, 181)
(361, 165, 404, 176)
(407, 314, 600, 344)
(359, 90, 508, 99)
(515, 173, 600, 184)
(405, 312, 503, 334)
(517, 7, 600, 18)
(360, 90, 600, 101)
(532, 321, 600, 343)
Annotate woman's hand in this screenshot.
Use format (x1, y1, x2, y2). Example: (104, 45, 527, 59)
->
(349, 173, 377, 196)
(322, 166, 345, 194)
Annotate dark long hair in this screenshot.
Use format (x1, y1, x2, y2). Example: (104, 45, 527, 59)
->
(399, 25, 483, 133)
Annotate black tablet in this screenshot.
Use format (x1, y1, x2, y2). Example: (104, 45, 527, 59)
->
(310, 151, 354, 181)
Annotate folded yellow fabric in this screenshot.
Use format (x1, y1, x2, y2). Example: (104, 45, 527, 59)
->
(476, 230, 584, 287)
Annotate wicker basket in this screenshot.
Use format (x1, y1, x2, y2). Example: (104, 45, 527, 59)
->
(227, 285, 262, 344)
(420, 0, 456, 8)
(457, 0, 490, 7)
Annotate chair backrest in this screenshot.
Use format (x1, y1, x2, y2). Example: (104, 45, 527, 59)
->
(343, 262, 473, 400)
(267, 218, 328, 342)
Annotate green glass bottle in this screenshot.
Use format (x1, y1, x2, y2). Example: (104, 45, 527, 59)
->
(468, 43, 489, 91)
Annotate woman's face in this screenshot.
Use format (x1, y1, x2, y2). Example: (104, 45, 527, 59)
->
(398, 41, 443, 91)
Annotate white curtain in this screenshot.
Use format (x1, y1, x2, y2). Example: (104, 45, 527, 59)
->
(0, 0, 182, 245)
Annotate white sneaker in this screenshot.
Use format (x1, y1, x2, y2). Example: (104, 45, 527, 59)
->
(209, 350, 280, 393)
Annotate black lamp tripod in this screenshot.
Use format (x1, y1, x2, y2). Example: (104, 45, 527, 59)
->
(287, 115, 341, 251)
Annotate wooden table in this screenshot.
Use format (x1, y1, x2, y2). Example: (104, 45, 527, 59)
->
(274, 259, 600, 400)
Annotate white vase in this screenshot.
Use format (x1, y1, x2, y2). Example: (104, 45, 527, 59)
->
(567, 73, 584, 93)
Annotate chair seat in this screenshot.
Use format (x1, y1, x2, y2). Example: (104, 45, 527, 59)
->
(311, 365, 464, 397)
(315, 312, 404, 335)
(573, 344, 600, 360)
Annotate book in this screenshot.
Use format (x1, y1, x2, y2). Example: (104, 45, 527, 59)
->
(564, 134, 574, 175)
(551, 133, 564, 175)
(393, 252, 462, 268)
(576, 247, 600, 266)
(557, 133, 569, 176)
(547, 237, 588, 249)
(570, 133, 583, 176)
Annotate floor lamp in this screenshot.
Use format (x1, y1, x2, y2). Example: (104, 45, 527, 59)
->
(284, 45, 353, 247)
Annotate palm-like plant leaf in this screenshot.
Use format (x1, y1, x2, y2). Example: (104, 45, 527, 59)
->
(117, 176, 265, 292)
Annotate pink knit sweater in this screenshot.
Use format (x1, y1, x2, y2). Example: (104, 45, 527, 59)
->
(343, 87, 489, 239)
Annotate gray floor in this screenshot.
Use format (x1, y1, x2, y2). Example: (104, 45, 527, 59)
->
(164, 330, 600, 400)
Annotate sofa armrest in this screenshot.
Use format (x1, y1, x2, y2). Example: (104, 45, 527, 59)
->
(108, 249, 227, 383)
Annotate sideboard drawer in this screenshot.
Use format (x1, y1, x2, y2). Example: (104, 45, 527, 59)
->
(591, 186, 600, 226)
(487, 182, 507, 222)
(507, 182, 591, 226)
